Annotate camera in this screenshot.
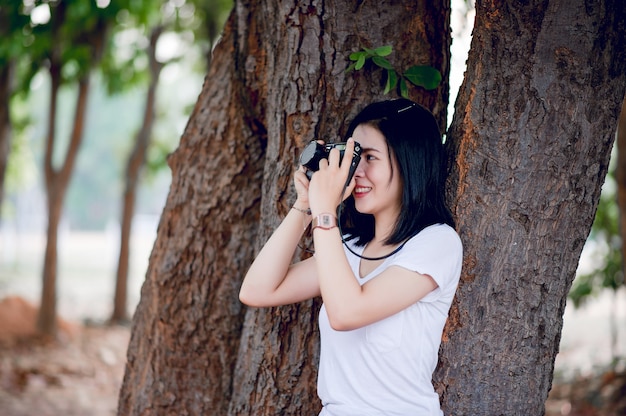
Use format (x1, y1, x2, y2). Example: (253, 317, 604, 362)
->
(299, 140, 362, 185)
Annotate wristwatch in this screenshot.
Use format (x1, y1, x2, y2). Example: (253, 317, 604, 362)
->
(312, 213, 337, 230)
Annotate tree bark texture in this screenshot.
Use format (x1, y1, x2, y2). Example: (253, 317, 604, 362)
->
(435, 1, 626, 414)
(119, 1, 450, 415)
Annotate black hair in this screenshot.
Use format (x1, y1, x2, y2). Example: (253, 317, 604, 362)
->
(339, 98, 455, 246)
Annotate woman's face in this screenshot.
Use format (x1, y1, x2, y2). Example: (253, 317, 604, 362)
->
(351, 124, 402, 220)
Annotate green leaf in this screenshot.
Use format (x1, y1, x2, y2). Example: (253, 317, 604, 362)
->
(403, 65, 442, 90)
(355, 54, 366, 70)
(372, 56, 393, 70)
(345, 62, 357, 73)
(400, 77, 409, 98)
(362, 47, 376, 56)
(349, 51, 365, 61)
(373, 45, 392, 57)
(384, 69, 397, 94)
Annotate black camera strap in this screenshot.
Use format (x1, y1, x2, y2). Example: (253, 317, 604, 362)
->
(341, 233, 408, 261)
(337, 186, 407, 262)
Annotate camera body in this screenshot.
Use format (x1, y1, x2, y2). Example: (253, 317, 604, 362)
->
(299, 140, 362, 184)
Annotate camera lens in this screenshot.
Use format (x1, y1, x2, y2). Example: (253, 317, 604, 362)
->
(300, 143, 317, 166)
(299, 141, 325, 171)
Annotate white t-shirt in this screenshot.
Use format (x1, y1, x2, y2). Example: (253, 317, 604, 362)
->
(317, 224, 463, 416)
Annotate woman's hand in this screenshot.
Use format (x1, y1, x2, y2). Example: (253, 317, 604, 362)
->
(308, 138, 357, 215)
(293, 165, 311, 210)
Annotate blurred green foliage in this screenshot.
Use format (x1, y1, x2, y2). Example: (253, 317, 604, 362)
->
(1, 0, 233, 229)
(569, 167, 624, 307)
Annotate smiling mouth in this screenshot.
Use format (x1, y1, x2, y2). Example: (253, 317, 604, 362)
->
(354, 186, 371, 196)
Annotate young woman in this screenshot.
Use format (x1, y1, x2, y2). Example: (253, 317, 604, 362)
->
(239, 98, 463, 416)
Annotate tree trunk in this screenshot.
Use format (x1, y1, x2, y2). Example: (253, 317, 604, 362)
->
(0, 62, 12, 215)
(37, 2, 108, 337)
(435, 1, 626, 414)
(111, 27, 164, 324)
(37, 72, 91, 336)
(118, 1, 450, 414)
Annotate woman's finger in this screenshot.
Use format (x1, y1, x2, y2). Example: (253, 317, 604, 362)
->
(318, 157, 330, 170)
(325, 146, 340, 167)
(340, 139, 356, 174)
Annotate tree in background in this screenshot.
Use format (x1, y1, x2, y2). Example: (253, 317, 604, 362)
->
(5, 0, 154, 337)
(187, 0, 233, 70)
(111, 26, 164, 324)
(0, 3, 30, 218)
(35, 0, 110, 336)
(110, 0, 232, 323)
(2, 0, 226, 330)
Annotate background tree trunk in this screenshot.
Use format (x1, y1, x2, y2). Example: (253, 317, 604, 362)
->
(119, 1, 450, 414)
(111, 27, 164, 324)
(38, 75, 91, 336)
(435, 1, 626, 414)
(37, 2, 108, 337)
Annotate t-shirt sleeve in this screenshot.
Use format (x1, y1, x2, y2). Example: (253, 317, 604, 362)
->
(392, 224, 463, 302)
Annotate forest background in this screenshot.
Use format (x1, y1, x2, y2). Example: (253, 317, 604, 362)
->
(0, 0, 625, 415)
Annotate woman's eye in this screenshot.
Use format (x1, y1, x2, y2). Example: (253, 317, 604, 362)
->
(366, 155, 376, 161)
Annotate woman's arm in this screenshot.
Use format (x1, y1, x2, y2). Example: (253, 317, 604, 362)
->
(313, 227, 437, 330)
(239, 170, 321, 307)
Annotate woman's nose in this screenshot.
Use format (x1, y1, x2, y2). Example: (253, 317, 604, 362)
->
(353, 159, 365, 177)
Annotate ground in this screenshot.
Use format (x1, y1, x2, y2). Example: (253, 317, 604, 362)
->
(547, 371, 626, 416)
(0, 296, 129, 416)
(0, 296, 625, 416)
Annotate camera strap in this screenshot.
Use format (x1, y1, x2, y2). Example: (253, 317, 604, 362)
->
(337, 188, 407, 261)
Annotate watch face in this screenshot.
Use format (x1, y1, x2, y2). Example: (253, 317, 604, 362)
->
(321, 214, 333, 227)
(314, 213, 337, 230)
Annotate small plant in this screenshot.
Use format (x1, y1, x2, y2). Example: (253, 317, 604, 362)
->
(347, 45, 442, 98)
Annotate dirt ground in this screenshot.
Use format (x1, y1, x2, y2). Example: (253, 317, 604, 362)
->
(0, 295, 625, 416)
(0, 296, 129, 416)
(546, 371, 626, 416)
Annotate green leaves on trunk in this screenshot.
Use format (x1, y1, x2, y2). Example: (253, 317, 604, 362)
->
(347, 45, 441, 97)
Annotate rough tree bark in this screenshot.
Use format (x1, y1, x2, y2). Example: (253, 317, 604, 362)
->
(119, 0, 450, 414)
(111, 27, 164, 324)
(435, 1, 626, 414)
